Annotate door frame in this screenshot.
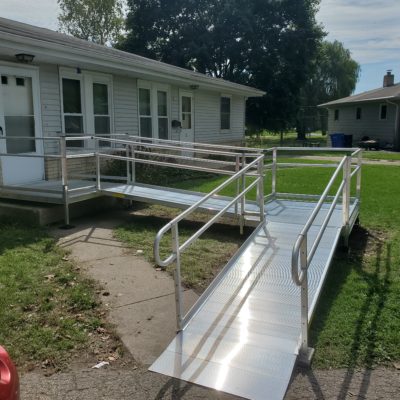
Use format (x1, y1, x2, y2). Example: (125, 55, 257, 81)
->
(0, 61, 44, 156)
(179, 89, 195, 142)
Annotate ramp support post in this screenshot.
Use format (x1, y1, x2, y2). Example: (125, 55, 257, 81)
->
(257, 156, 265, 221)
(60, 135, 71, 228)
(172, 224, 183, 331)
(298, 235, 314, 367)
(272, 148, 277, 198)
(234, 154, 240, 216)
(342, 156, 351, 247)
(95, 138, 101, 191)
(239, 152, 246, 234)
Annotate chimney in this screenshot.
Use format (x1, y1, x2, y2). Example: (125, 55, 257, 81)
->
(383, 70, 395, 87)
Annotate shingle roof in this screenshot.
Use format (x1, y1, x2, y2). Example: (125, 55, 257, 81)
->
(0, 17, 265, 97)
(319, 83, 400, 107)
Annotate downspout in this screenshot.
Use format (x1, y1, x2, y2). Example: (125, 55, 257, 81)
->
(386, 99, 400, 150)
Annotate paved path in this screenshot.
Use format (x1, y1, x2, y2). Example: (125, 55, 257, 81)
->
(20, 211, 400, 399)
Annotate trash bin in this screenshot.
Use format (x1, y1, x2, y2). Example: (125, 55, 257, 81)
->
(329, 133, 345, 148)
(344, 134, 353, 148)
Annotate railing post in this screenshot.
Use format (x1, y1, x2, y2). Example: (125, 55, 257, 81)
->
(131, 144, 136, 183)
(126, 144, 131, 184)
(298, 235, 314, 366)
(172, 224, 183, 331)
(234, 154, 240, 216)
(257, 156, 265, 222)
(95, 138, 101, 191)
(240, 152, 246, 234)
(272, 148, 277, 197)
(342, 155, 351, 246)
(356, 150, 362, 201)
(60, 135, 70, 228)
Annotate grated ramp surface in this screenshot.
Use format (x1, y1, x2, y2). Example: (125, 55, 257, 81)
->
(150, 202, 345, 400)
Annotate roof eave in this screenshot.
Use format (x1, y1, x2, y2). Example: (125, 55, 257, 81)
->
(0, 30, 266, 97)
(318, 95, 400, 108)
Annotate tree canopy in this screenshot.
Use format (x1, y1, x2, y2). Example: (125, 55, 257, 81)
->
(58, 0, 124, 45)
(120, 0, 324, 131)
(302, 40, 360, 106)
(297, 40, 360, 137)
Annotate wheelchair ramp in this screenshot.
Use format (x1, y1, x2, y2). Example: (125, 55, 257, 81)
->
(150, 201, 346, 400)
(100, 182, 260, 215)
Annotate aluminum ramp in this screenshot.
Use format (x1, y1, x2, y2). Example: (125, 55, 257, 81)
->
(149, 201, 354, 400)
(100, 182, 260, 216)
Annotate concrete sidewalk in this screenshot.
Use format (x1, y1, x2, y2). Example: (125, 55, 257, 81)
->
(51, 210, 198, 366)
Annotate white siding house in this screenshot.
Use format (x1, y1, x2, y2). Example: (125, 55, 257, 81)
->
(319, 71, 400, 150)
(0, 18, 264, 186)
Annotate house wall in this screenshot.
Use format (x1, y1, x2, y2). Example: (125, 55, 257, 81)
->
(1, 59, 247, 182)
(326, 102, 398, 146)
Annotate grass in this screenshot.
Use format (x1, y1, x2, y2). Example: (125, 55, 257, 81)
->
(0, 223, 112, 370)
(115, 207, 248, 291)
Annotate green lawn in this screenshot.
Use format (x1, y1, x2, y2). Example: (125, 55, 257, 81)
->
(115, 207, 249, 291)
(0, 224, 118, 370)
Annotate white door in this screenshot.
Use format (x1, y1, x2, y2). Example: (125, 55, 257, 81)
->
(180, 91, 194, 143)
(0, 65, 44, 185)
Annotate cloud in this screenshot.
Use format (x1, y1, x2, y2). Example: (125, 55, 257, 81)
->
(318, 0, 400, 65)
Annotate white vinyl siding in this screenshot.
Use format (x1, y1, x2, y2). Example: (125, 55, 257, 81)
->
(39, 64, 62, 154)
(327, 103, 397, 145)
(113, 76, 137, 136)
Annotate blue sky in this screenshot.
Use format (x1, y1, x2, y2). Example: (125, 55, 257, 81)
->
(1, 0, 399, 94)
(318, 0, 400, 93)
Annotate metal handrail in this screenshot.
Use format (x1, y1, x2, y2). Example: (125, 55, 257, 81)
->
(288, 149, 361, 364)
(154, 154, 264, 266)
(152, 154, 264, 330)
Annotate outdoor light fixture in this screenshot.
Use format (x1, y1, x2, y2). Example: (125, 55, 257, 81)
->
(15, 53, 35, 63)
(189, 84, 199, 90)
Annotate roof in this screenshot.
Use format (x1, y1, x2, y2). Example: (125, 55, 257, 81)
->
(319, 83, 400, 107)
(0, 17, 265, 97)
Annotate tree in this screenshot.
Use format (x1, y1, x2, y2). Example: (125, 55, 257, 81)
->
(58, 0, 124, 45)
(297, 40, 360, 138)
(119, 0, 324, 130)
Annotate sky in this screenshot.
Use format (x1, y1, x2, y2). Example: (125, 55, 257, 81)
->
(1, 0, 399, 94)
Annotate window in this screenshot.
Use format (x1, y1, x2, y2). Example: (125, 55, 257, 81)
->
(139, 88, 152, 138)
(380, 104, 387, 120)
(157, 90, 169, 139)
(334, 109, 339, 121)
(356, 107, 362, 120)
(1, 76, 8, 85)
(93, 82, 111, 146)
(60, 68, 113, 148)
(138, 81, 170, 139)
(16, 77, 25, 86)
(181, 96, 192, 129)
(61, 78, 84, 146)
(220, 96, 231, 130)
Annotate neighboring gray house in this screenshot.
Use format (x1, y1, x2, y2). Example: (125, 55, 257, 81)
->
(319, 71, 400, 150)
(0, 17, 264, 186)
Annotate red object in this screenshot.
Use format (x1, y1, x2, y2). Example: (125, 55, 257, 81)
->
(0, 346, 19, 400)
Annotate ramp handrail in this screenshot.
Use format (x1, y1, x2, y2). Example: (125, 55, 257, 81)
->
(290, 149, 362, 364)
(153, 154, 265, 330)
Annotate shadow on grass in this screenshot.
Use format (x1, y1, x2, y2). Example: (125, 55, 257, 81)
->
(292, 225, 392, 399)
(0, 221, 48, 256)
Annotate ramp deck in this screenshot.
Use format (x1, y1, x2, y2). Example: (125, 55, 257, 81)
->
(150, 200, 356, 400)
